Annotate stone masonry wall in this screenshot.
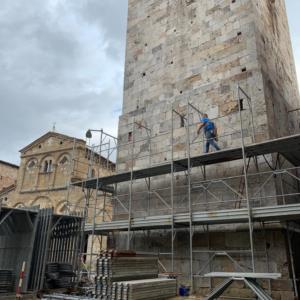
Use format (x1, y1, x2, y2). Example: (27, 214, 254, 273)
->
(8, 133, 114, 214)
(0, 162, 18, 191)
(253, 0, 300, 138)
(115, 0, 300, 297)
(112, 228, 295, 299)
(118, 0, 270, 174)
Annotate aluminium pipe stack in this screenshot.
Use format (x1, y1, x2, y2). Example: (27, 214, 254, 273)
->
(100, 257, 159, 278)
(113, 278, 177, 300)
(42, 294, 93, 300)
(95, 251, 158, 299)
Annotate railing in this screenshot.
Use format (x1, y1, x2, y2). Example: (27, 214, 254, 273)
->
(109, 165, 300, 221)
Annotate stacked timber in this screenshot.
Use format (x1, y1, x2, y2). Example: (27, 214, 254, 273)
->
(112, 278, 177, 300)
(95, 250, 158, 299)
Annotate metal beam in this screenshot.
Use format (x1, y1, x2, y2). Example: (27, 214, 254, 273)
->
(0, 210, 13, 227)
(85, 203, 300, 233)
(72, 134, 300, 190)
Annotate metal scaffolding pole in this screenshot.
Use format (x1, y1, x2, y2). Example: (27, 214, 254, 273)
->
(79, 188, 91, 264)
(171, 108, 175, 272)
(204, 169, 212, 289)
(127, 122, 135, 249)
(79, 133, 93, 268)
(65, 138, 77, 215)
(101, 192, 107, 242)
(187, 102, 194, 291)
(88, 129, 103, 274)
(287, 222, 298, 298)
(238, 85, 255, 272)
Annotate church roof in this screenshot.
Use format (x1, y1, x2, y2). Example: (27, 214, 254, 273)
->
(0, 160, 19, 169)
(19, 131, 86, 154)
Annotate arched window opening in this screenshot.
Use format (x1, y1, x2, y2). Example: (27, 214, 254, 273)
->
(43, 159, 53, 173)
(31, 197, 52, 209)
(27, 160, 36, 169)
(60, 156, 69, 165)
(48, 160, 52, 172)
(14, 202, 25, 208)
(43, 160, 49, 173)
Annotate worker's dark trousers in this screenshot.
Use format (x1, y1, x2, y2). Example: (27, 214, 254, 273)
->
(205, 131, 220, 153)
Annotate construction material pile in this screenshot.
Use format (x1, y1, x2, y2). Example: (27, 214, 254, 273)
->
(112, 278, 177, 300)
(95, 250, 159, 299)
(45, 263, 76, 289)
(0, 269, 14, 293)
(42, 294, 92, 300)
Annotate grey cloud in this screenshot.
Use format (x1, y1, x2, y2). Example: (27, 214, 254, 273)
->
(71, 0, 128, 61)
(0, 0, 127, 164)
(75, 0, 128, 40)
(0, 79, 120, 162)
(1, 0, 298, 166)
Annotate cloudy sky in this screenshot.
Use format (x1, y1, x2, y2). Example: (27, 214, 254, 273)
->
(0, 0, 299, 164)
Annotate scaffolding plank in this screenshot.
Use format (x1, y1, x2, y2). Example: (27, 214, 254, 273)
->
(85, 203, 300, 233)
(204, 272, 281, 280)
(73, 134, 300, 190)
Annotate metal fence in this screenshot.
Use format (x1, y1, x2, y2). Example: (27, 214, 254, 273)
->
(0, 207, 83, 294)
(0, 207, 39, 293)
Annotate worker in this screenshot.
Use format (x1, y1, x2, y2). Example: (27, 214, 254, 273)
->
(197, 113, 220, 153)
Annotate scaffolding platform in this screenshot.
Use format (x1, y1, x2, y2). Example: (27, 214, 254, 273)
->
(85, 203, 300, 234)
(74, 133, 300, 190)
(204, 272, 281, 279)
(71, 89, 300, 298)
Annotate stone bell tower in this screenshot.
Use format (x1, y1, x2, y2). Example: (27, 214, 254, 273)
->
(115, 1, 300, 298)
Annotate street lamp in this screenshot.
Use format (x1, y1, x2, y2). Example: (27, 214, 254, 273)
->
(85, 129, 92, 139)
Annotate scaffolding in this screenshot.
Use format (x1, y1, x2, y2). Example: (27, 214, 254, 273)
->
(62, 129, 117, 280)
(73, 86, 300, 297)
